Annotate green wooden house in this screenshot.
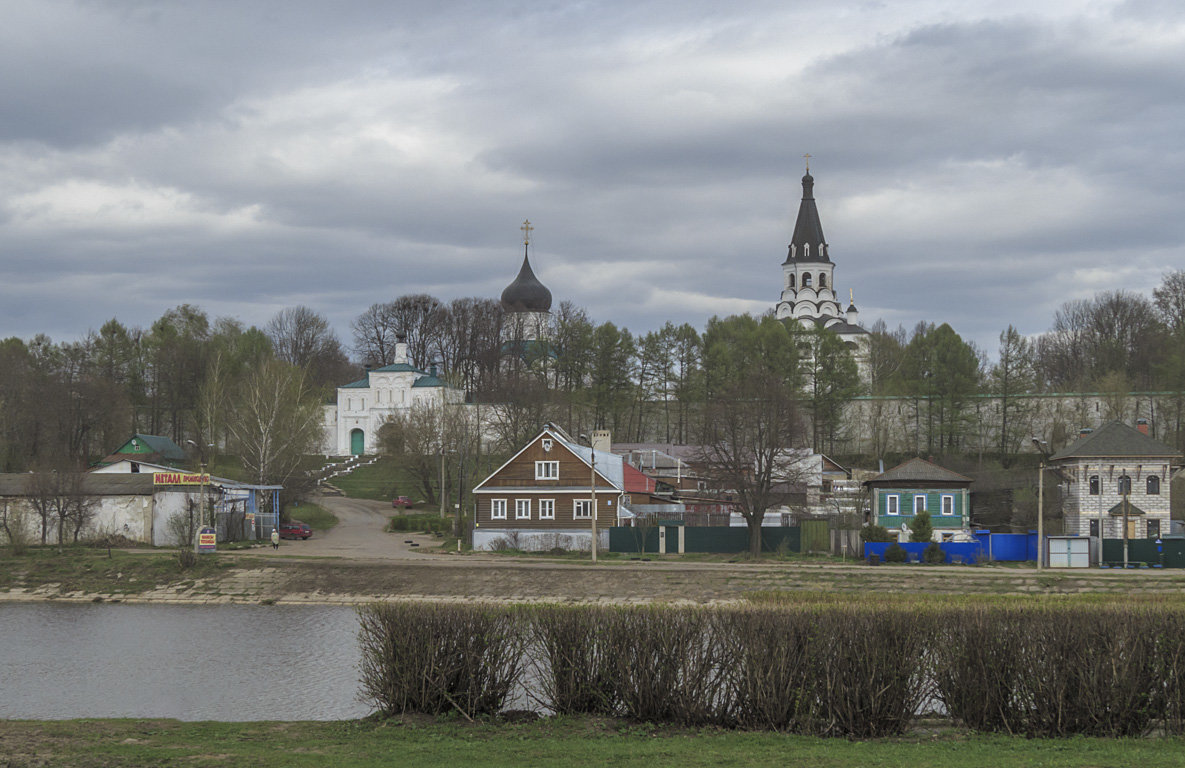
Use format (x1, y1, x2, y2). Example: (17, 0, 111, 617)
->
(96, 433, 188, 469)
(864, 458, 972, 539)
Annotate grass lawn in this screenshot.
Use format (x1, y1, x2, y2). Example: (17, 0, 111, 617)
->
(0, 546, 234, 595)
(288, 501, 338, 531)
(3, 717, 1184, 767)
(328, 456, 410, 501)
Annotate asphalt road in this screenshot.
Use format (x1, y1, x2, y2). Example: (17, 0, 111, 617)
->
(271, 494, 440, 561)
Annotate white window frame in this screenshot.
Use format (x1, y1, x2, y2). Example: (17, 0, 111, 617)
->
(914, 495, 927, 515)
(539, 499, 555, 520)
(491, 499, 507, 520)
(886, 494, 899, 516)
(574, 499, 592, 519)
(535, 460, 559, 480)
(941, 494, 954, 516)
(515, 499, 531, 520)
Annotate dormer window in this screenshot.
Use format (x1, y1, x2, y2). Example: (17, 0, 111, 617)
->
(803, 243, 810, 258)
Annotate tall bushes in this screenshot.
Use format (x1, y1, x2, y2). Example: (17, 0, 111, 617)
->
(357, 601, 1185, 737)
(357, 602, 523, 718)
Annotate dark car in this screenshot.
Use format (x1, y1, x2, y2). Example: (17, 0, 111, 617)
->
(279, 521, 312, 540)
(392, 496, 414, 509)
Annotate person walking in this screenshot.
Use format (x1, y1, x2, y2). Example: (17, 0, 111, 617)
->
(271, 527, 280, 550)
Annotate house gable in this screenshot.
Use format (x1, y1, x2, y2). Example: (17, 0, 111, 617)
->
(475, 427, 619, 492)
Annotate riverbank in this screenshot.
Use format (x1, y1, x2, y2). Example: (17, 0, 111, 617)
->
(3, 717, 1185, 767)
(6, 546, 1185, 605)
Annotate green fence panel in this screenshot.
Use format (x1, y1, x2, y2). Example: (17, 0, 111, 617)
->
(609, 526, 801, 554)
(800, 520, 829, 553)
(1101, 537, 1184, 567)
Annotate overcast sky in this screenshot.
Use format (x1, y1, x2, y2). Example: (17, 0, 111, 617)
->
(2, 0, 1183, 357)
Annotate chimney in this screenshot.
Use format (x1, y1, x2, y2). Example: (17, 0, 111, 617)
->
(430, 363, 438, 378)
(393, 332, 408, 365)
(1137, 418, 1149, 435)
(591, 430, 611, 454)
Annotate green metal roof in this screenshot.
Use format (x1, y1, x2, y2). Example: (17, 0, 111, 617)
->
(340, 377, 370, 389)
(371, 362, 426, 374)
(115, 433, 186, 460)
(412, 374, 446, 388)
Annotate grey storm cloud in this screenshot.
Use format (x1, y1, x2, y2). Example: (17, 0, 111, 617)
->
(1, 0, 1184, 357)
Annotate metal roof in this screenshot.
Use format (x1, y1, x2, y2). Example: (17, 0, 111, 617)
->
(865, 457, 973, 486)
(1050, 421, 1181, 462)
(782, 172, 832, 265)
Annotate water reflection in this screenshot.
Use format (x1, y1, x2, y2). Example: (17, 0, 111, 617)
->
(0, 603, 371, 721)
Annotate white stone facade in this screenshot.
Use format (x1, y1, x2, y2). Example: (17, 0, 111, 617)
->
(321, 339, 463, 456)
(1058, 459, 1173, 539)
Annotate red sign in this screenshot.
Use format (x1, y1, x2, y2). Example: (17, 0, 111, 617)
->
(154, 472, 211, 486)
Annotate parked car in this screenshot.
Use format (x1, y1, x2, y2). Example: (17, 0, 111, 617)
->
(392, 496, 414, 509)
(279, 521, 312, 540)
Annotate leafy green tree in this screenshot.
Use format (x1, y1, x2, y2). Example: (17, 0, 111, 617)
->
(990, 325, 1037, 467)
(588, 322, 636, 433)
(798, 326, 862, 453)
(901, 323, 980, 455)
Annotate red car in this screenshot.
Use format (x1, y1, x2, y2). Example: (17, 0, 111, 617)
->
(392, 496, 414, 509)
(279, 521, 312, 540)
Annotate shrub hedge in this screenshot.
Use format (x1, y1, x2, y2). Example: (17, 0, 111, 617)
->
(356, 602, 1185, 737)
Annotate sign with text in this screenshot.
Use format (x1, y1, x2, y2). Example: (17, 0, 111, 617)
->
(154, 472, 211, 486)
(196, 526, 217, 553)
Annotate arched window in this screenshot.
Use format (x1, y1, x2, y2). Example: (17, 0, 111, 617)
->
(819, 273, 827, 288)
(802, 273, 812, 288)
(1118, 475, 1132, 495)
(1088, 475, 1099, 495)
(1147, 475, 1161, 495)
(788, 273, 796, 288)
(804, 243, 810, 258)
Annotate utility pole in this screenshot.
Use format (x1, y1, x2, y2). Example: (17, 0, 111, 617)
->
(1032, 437, 1050, 570)
(580, 433, 598, 564)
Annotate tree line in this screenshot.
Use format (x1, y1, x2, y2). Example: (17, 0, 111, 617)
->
(3, 270, 1183, 481)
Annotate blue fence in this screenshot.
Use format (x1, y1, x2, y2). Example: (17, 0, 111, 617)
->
(864, 531, 1039, 564)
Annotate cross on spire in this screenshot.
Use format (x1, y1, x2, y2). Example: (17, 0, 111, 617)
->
(521, 219, 534, 246)
(803, 153, 811, 173)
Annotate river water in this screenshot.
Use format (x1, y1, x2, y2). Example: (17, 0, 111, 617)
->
(0, 603, 371, 721)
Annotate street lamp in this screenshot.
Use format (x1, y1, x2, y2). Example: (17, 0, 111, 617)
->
(1032, 437, 1050, 570)
(579, 433, 598, 564)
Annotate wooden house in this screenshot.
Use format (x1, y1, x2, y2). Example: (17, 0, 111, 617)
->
(472, 424, 629, 551)
(864, 458, 973, 541)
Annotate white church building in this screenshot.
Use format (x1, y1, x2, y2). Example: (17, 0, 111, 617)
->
(774, 165, 870, 361)
(322, 335, 462, 456)
(321, 221, 552, 456)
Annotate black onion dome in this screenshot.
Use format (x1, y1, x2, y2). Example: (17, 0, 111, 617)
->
(501, 255, 552, 312)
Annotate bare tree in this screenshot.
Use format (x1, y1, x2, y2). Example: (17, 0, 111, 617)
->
(377, 401, 479, 507)
(696, 315, 807, 557)
(351, 302, 400, 367)
(225, 358, 324, 490)
(25, 469, 97, 550)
